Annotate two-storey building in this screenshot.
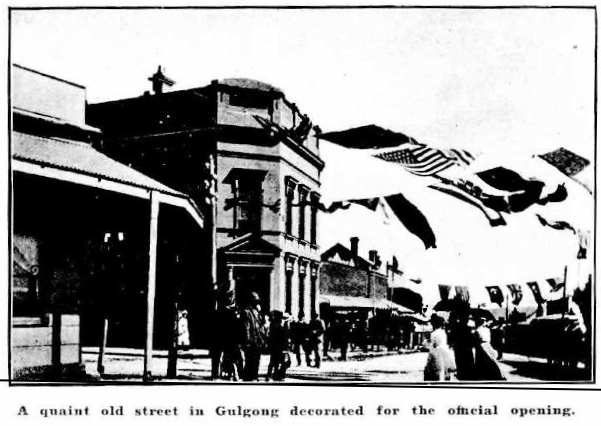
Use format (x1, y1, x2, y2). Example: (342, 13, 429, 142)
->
(88, 70, 324, 326)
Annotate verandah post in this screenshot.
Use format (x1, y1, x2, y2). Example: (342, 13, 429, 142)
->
(144, 191, 160, 382)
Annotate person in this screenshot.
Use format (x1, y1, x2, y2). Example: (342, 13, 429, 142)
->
(266, 311, 291, 381)
(424, 314, 456, 381)
(177, 309, 190, 349)
(306, 313, 326, 368)
(210, 290, 233, 380)
(290, 315, 308, 366)
(336, 318, 351, 361)
(448, 309, 476, 380)
(473, 316, 506, 381)
(220, 304, 245, 381)
(240, 292, 267, 381)
(490, 318, 506, 361)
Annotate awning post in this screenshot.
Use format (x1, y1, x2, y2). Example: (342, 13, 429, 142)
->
(144, 191, 160, 381)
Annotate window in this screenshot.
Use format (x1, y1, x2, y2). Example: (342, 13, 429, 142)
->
(298, 186, 309, 240)
(310, 192, 320, 245)
(13, 234, 41, 317)
(284, 177, 297, 235)
(225, 169, 267, 234)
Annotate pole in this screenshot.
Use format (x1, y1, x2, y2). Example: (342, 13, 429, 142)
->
(562, 265, 568, 319)
(144, 191, 159, 382)
(167, 299, 179, 379)
(97, 317, 109, 375)
(209, 152, 218, 309)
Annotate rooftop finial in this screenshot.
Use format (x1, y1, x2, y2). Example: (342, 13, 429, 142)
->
(148, 66, 175, 95)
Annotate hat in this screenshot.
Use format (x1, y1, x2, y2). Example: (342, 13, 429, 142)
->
(249, 292, 261, 305)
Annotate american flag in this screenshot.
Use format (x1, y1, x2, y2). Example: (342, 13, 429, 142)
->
(374, 143, 475, 176)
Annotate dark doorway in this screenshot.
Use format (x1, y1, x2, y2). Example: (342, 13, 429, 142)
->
(234, 267, 271, 312)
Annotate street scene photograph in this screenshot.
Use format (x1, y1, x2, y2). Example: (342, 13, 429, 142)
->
(8, 6, 594, 384)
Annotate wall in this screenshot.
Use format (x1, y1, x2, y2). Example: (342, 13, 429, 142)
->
(321, 262, 388, 299)
(13, 65, 86, 125)
(12, 314, 80, 379)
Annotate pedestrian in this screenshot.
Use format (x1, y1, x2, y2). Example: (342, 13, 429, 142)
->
(210, 290, 233, 380)
(491, 318, 506, 361)
(240, 292, 268, 381)
(266, 311, 291, 381)
(448, 309, 476, 380)
(307, 313, 326, 368)
(220, 304, 245, 381)
(473, 316, 506, 381)
(423, 314, 456, 381)
(177, 309, 190, 349)
(290, 315, 308, 366)
(337, 318, 351, 361)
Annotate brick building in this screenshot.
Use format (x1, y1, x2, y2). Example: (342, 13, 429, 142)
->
(320, 237, 389, 304)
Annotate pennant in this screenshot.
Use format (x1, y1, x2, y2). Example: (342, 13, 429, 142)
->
(535, 214, 576, 233)
(384, 193, 437, 249)
(486, 286, 505, 306)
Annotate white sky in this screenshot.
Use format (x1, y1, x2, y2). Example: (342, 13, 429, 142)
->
(11, 7, 595, 160)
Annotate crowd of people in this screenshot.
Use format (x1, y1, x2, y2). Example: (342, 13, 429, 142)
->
(423, 310, 507, 381)
(210, 291, 326, 382)
(207, 291, 545, 383)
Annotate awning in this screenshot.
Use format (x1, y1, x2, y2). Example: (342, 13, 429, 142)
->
(12, 131, 204, 228)
(319, 294, 413, 313)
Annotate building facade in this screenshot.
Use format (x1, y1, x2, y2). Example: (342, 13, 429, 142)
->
(88, 71, 324, 322)
(12, 65, 204, 379)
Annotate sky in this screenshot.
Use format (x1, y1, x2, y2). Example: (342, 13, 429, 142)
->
(11, 7, 595, 160)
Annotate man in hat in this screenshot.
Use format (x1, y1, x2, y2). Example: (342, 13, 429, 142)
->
(240, 292, 267, 381)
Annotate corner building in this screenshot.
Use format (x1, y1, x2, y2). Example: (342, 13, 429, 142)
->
(214, 79, 324, 316)
(88, 75, 324, 322)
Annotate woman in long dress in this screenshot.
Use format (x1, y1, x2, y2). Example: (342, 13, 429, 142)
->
(424, 315, 456, 381)
(473, 317, 506, 381)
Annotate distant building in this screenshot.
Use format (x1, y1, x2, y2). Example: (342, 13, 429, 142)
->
(320, 237, 389, 306)
(11, 65, 204, 380)
(87, 70, 324, 321)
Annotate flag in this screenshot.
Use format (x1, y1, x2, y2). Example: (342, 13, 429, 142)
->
(254, 114, 313, 143)
(429, 181, 506, 226)
(374, 143, 458, 176)
(486, 286, 505, 306)
(384, 193, 437, 249)
(540, 147, 590, 177)
(535, 214, 576, 233)
(322, 194, 437, 250)
(476, 166, 546, 212)
(321, 124, 413, 149)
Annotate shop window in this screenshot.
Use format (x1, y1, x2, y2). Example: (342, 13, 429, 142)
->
(12, 234, 41, 317)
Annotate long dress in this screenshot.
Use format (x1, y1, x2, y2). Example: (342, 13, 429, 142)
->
(424, 328, 456, 381)
(473, 326, 506, 380)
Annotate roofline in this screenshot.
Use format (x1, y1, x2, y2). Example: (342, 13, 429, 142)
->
(14, 107, 101, 134)
(13, 64, 86, 89)
(13, 159, 204, 229)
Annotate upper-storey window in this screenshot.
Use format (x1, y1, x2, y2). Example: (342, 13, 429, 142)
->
(284, 176, 298, 235)
(224, 169, 268, 234)
(297, 185, 310, 240)
(310, 192, 320, 245)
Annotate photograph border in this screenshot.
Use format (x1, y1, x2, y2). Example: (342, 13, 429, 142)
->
(5, 4, 598, 390)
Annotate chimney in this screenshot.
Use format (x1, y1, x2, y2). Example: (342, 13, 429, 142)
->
(350, 237, 359, 259)
(369, 250, 382, 270)
(148, 66, 175, 95)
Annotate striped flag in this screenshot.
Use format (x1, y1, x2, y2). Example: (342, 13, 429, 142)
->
(374, 143, 475, 176)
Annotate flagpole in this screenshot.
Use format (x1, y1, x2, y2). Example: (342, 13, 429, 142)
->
(562, 265, 568, 318)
